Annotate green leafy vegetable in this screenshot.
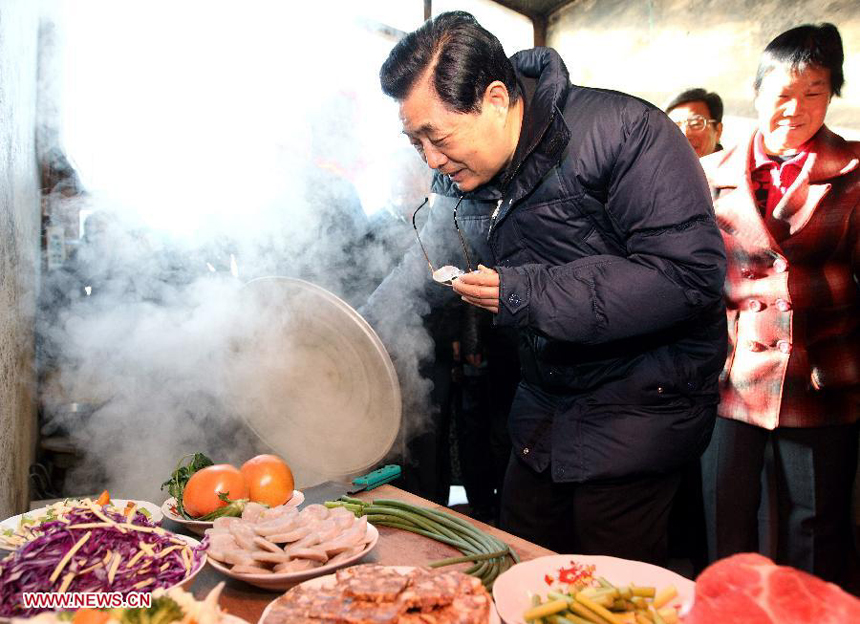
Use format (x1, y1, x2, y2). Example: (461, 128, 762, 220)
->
(196, 492, 248, 521)
(160, 453, 214, 518)
(120, 596, 183, 624)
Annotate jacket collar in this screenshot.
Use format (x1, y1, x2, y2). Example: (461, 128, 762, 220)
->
(708, 125, 859, 244)
(710, 125, 859, 189)
(484, 48, 572, 230)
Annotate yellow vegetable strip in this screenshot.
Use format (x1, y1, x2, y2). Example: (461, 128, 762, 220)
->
(652, 586, 677, 610)
(66, 522, 163, 535)
(650, 607, 667, 624)
(83, 501, 125, 532)
(132, 577, 155, 590)
(181, 546, 192, 571)
(157, 545, 182, 559)
(107, 552, 122, 585)
(58, 572, 76, 594)
(657, 608, 678, 624)
(49, 531, 92, 583)
(125, 549, 146, 569)
(77, 561, 105, 576)
(523, 599, 570, 621)
(575, 593, 624, 624)
(569, 601, 614, 624)
(547, 614, 592, 624)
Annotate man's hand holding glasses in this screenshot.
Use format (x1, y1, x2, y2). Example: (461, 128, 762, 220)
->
(453, 264, 500, 314)
(412, 195, 500, 313)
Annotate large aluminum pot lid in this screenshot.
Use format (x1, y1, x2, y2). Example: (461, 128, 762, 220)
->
(225, 277, 400, 487)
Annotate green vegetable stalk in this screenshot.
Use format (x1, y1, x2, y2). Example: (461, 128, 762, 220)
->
(326, 496, 519, 589)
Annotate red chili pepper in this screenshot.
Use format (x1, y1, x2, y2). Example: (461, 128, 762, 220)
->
(556, 561, 596, 585)
(544, 574, 554, 586)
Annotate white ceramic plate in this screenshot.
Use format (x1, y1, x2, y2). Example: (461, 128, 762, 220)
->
(257, 566, 500, 624)
(207, 523, 379, 591)
(492, 554, 695, 624)
(0, 499, 163, 551)
(160, 491, 305, 536)
(171, 534, 208, 590)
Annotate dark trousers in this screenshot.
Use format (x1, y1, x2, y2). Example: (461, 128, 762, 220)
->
(500, 453, 682, 565)
(456, 354, 518, 519)
(701, 417, 859, 585)
(402, 355, 453, 506)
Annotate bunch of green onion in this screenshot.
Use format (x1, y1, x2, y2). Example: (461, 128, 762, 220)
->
(326, 496, 518, 589)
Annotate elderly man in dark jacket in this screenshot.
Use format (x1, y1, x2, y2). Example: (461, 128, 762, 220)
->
(370, 11, 727, 564)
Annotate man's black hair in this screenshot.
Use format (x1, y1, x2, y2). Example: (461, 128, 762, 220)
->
(754, 23, 844, 96)
(379, 11, 519, 113)
(665, 88, 724, 123)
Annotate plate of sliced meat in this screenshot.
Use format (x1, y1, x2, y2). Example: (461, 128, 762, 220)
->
(161, 491, 305, 536)
(257, 564, 499, 624)
(205, 502, 377, 590)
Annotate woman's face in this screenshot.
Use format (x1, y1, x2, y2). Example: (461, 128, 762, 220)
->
(755, 63, 832, 156)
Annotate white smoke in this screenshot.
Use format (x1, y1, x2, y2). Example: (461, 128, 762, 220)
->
(35, 1, 436, 502)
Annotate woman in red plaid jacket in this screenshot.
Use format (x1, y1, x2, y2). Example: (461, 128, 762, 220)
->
(700, 23, 859, 585)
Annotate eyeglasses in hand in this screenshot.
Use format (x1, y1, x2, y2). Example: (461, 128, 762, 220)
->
(674, 114, 717, 133)
(412, 196, 473, 286)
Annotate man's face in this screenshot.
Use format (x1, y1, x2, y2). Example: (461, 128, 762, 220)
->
(755, 63, 831, 155)
(667, 101, 722, 157)
(399, 73, 514, 193)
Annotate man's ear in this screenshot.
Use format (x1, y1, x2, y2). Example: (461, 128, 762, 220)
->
(715, 122, 724, 142)
(483, 80, 510, 115)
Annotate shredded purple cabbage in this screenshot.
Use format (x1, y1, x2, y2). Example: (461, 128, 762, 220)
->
(0, 505, 207, 618)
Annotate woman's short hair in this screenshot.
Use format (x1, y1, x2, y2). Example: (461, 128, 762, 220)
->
(755, 23, 844, 96)
(665, 88, 724, 123)
(379, 11, 519, 114)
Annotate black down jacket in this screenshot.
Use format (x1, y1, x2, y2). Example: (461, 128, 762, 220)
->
(366, 48, 727, 482)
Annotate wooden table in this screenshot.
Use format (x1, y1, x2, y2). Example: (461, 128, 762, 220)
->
(176, 485, 554, 623)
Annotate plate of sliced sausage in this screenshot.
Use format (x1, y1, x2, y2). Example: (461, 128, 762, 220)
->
(205, 502, 378, 590)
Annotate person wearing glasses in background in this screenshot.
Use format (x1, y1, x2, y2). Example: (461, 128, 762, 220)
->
(368, 11, 727, 564)
(666, 88, 724, 157)
(699, 23, 859, 586)
(662, 88, 725, 576)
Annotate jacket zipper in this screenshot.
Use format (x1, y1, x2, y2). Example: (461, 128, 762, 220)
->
(488, 198, 503, 241)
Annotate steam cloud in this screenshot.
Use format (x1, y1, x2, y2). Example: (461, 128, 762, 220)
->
(35, 1, 436, 502)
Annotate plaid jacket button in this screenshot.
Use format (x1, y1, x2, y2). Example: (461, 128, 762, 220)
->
(741, 267, 756, 279)
(748, 299, 763, 312)
(775, 298, 791, 312)
(773, 258, 788, 273)
(746, 340, 764, 352)
(777, 340, 792, 354)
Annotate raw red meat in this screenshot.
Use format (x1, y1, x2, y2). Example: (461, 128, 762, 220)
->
(684, 553, 860, 624)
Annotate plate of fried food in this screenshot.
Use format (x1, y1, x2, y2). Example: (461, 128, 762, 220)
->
(258, 564, 499, 624)
(205, 502, 377, 590)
